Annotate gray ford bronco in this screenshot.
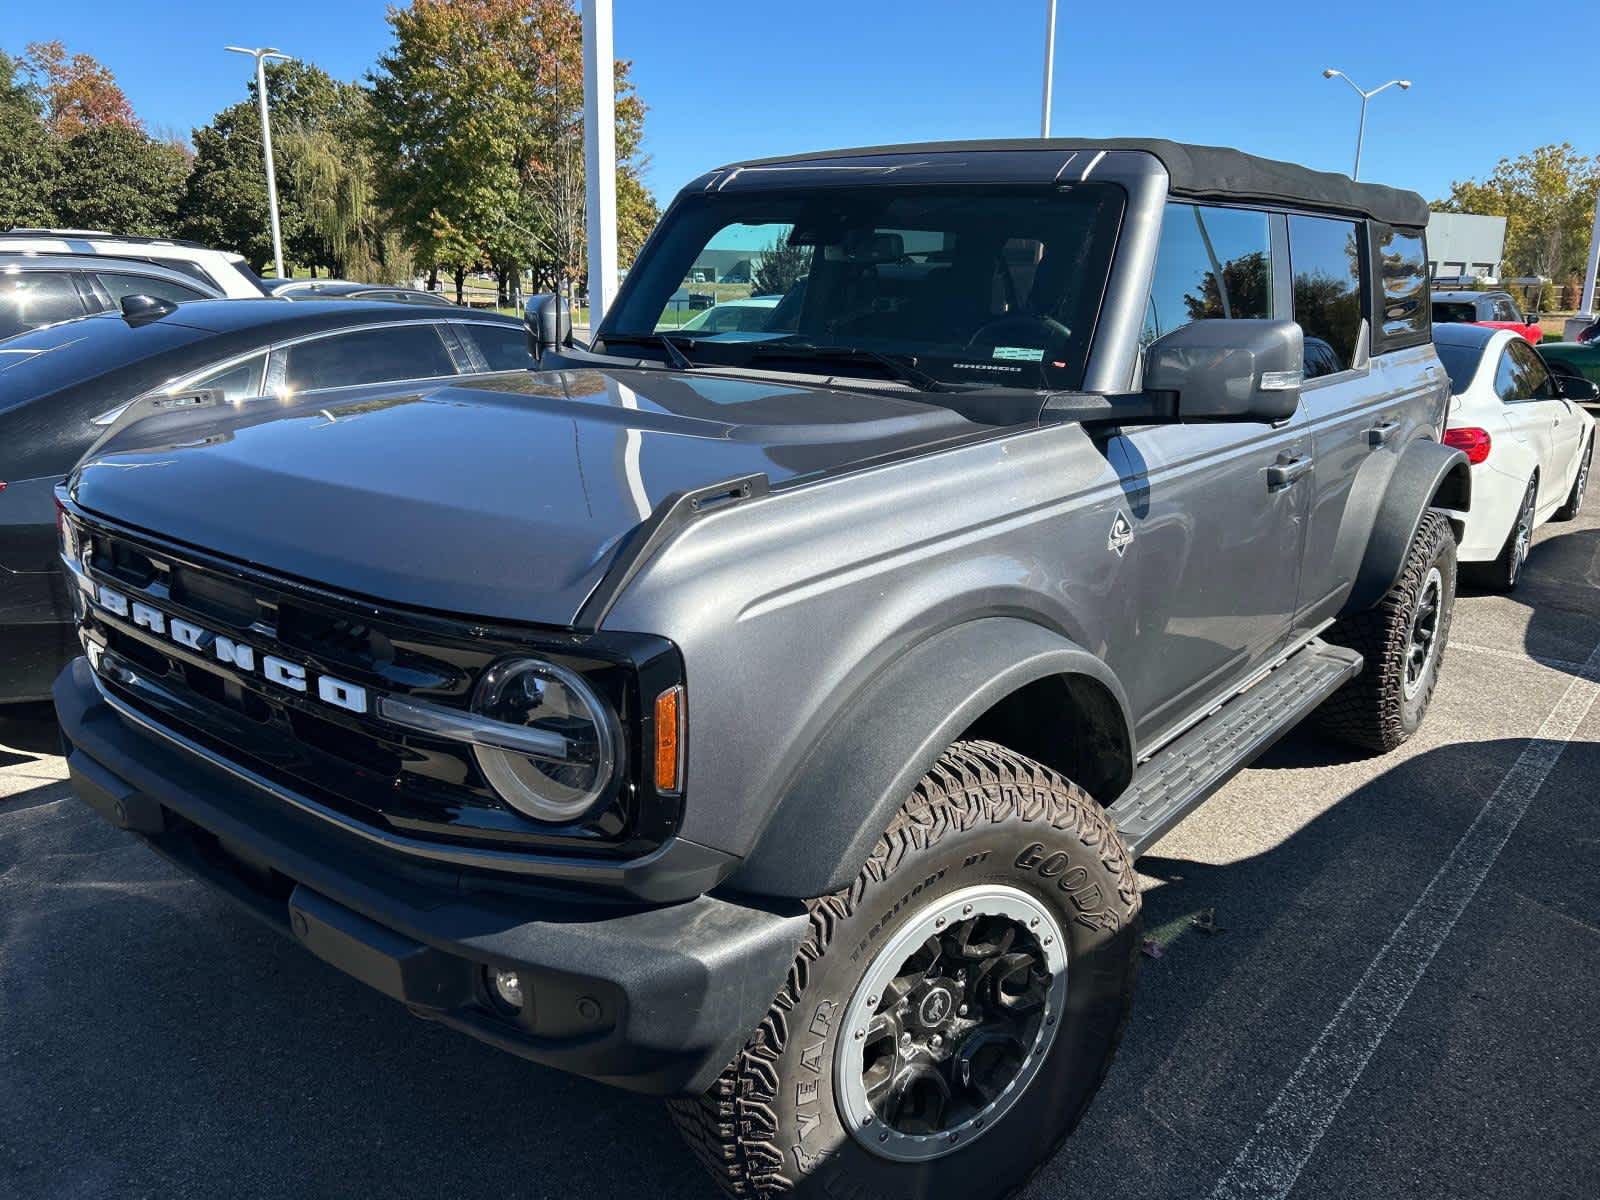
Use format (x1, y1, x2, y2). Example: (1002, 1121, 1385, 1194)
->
(54, 139, 1468, 1199)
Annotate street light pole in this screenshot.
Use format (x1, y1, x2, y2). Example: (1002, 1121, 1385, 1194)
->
(1041, 0, 1057, 138)
(1321, 69, 1410, 180)
(1579, 197, 1600, 320)
(582, 0, 618, 328)
(226, 46, 294, 280)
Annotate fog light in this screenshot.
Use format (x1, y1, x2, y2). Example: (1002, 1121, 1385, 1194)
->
(487, 967, 524, 1013)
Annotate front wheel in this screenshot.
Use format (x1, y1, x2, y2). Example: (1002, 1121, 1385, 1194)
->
(1554, 435, 1592, 522)
(671, 741, 1141, 1200)
(1317, 508, 1457, 752)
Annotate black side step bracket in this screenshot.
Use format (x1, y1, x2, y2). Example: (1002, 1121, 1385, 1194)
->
(1107, 639, 1363, 857)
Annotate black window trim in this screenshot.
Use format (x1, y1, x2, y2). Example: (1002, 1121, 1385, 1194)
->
(453, 318, 536, 375)
(1281, 208, 1374, 389)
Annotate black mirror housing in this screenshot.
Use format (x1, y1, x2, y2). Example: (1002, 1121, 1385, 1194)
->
(119, 293, 179, 327)
(1144, 319, 1304, 423)
(524, 293, 573, 358)
(1559, 374, 1600, 403)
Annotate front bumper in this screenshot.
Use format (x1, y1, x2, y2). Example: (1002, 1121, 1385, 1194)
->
(55, 657, 807, 1096)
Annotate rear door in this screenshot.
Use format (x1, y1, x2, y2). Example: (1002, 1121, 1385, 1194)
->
(1113, 202, 1310, 744)
(1292, 215, 1440, 630)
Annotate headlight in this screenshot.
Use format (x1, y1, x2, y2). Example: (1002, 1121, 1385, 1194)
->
(470, 657, 620, 822)
(57, 504, 80, 566)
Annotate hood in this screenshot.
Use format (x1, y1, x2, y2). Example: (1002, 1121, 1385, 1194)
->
(69, 367, 999, 627)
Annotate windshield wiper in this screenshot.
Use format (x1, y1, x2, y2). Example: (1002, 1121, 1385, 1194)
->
(599, 332, 698, 370)
(749, 341, 965, 393)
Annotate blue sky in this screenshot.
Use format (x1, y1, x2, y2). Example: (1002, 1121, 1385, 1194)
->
(4, 0, 1593, 209)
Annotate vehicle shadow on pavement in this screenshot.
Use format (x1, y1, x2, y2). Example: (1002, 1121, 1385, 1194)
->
(0, 701, 60, 760)
(1040, 729, 1600, 1200)
(1456, 524, 1600, 677)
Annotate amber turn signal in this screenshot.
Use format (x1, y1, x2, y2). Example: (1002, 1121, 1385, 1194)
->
(654, 685, 683, 794)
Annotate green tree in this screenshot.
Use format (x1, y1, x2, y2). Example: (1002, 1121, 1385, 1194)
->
(176, 98, 286, 271)
(753, 235, 809, 297)
(1438, 144, 1600, 292)
(369, 0, 657, 301)
(0, 51, 58, 229)
(51, 122, 188, 236)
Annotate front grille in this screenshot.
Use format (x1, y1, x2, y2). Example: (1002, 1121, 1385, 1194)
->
(66, 511, 682, 861)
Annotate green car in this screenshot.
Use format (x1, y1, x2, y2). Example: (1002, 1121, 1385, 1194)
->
(1538, 341, 1600, 403)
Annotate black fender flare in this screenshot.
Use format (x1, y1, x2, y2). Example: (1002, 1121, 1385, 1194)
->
(727, 617, 1135, 900)
(1341, 437, 1471, 615)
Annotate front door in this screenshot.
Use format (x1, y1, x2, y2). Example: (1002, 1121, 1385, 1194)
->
(1109, 414, 1311, 746)
(1109, 200, 1310, 747)
(1496, 337, 1579, 513)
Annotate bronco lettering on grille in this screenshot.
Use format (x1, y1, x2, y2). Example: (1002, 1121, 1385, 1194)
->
(91, 585, 368, 715)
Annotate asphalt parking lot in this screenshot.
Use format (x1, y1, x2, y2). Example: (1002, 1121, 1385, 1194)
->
(3, 504, 1597, 1200)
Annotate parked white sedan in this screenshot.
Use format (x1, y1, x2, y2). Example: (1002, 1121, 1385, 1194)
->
(1434, 323, 1596, 590)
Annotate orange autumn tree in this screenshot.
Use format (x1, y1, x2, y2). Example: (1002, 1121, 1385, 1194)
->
(23, 40, 139, 140)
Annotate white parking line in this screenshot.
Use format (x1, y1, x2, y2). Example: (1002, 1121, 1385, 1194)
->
(1208, 637, 1600, 1200)
(1451, 641, 1587, 674)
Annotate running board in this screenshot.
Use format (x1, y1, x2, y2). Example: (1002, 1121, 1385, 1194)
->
(1107, 639, 1364, 857)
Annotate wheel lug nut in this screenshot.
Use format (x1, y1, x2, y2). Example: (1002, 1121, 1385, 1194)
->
(855, 1029, 865, 1040)
(868, 995, 878, 1007)
(1030, 918, 1040, 928)
(963, 905, 973, 915)
(936, 917, 946, 928)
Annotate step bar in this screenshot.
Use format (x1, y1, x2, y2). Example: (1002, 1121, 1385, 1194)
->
(1108, 639, 1364, 857)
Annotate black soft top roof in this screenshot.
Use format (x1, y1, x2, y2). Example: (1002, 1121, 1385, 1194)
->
(717, 137, 1429, 229)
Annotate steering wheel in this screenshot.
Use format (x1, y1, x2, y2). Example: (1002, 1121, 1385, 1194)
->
(965, 313, 1071, 353)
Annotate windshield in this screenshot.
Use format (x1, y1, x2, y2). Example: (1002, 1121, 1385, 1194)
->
(602, 184, 1124, 391)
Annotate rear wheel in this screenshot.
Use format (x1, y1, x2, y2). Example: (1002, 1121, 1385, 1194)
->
(670, 741, 1141, 1200)
(1465, 475, 1536, 592)
(1317, 509, 1456, 752)
(1554, 436, 1592, 521)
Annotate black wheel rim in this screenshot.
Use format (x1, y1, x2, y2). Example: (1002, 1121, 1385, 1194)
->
(1404, 565, 1444, 700)
(836, 885, 1067, 1162)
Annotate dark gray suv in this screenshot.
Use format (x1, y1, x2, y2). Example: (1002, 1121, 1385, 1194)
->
(52, 139, 1468, 1200)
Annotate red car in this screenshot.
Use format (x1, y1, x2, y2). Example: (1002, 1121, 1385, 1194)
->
(1432, 289, 1543, 344)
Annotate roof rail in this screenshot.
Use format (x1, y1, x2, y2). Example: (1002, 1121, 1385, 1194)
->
(3, 228, 216, 252)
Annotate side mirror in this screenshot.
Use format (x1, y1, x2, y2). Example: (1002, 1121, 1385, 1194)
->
(1558, 375, 1600, 403)
(524, 293, 573, 358)
(1143, 319, 1304, 423)
(119, 293, 178, 327)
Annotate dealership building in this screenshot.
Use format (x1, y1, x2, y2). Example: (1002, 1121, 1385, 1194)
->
(1426, 211, 1507, 283)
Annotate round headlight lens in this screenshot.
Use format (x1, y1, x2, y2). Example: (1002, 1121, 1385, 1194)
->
(471, 658, 619, 822)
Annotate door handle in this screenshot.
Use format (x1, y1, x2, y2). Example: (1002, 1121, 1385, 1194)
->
(1366, 419, 1400, 446)
(1267, 456, 1313, 490)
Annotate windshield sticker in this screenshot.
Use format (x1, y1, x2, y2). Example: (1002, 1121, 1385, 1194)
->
(993, 346, 1046, 362)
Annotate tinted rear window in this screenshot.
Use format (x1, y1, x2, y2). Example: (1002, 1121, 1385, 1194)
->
(0, 271, 87, 341)
(1433, 301, 1476, 324)
(1433, 342, 1482, 393)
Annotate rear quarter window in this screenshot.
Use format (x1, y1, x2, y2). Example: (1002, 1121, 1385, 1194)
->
(1370, 224, 1429, 351)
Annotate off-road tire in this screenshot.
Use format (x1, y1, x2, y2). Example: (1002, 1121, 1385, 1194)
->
(1553, 435, 1592, 522)
(1317, 508, 1456, 752)
(669, 741, 1141, 1200)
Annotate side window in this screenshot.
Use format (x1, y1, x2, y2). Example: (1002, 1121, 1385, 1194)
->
(1495, 297, 1522, 324)
(1371, 224, 1428, 349)
(0, 270, 88, 338)
(464, 322, 536, 372)
(1289, 215, 1363, 378)
(96, 272, 206, 307)
(191, 354, 268, 401)
(1495, 339, 1557, 403)
(281, 324, 458, 393)
(1142, 203, 1273, 344)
